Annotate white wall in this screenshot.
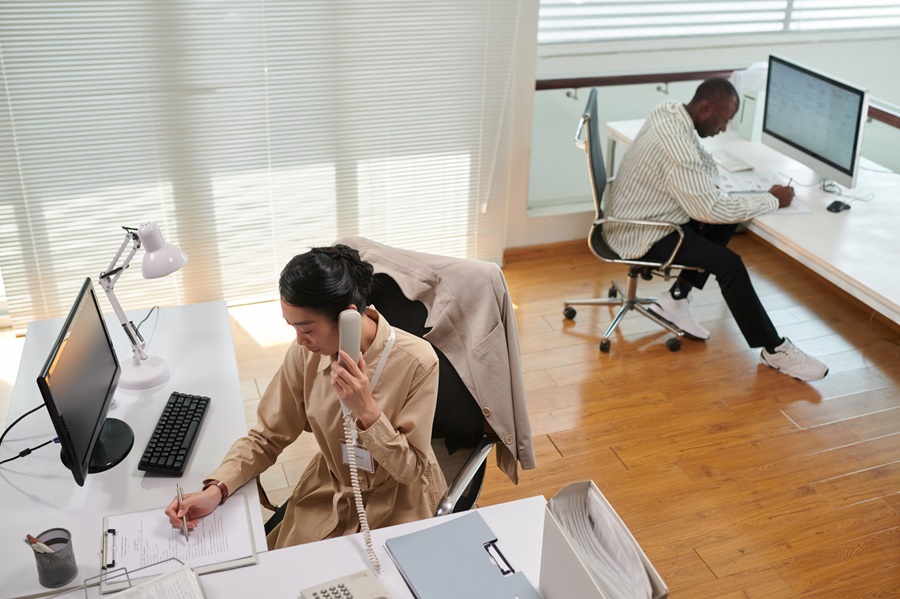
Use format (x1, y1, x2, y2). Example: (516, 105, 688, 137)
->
(504, 30, 900, 251)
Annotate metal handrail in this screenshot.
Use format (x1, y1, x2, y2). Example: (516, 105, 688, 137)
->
(540, 69, 900, 130)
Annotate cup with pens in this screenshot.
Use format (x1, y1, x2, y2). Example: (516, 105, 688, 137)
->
(27, 528, 78, 588)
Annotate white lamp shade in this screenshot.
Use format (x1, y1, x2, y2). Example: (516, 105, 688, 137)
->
(138, 222, 188, 279)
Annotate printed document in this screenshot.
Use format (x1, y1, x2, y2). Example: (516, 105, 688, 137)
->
(101, 495, 256, 593)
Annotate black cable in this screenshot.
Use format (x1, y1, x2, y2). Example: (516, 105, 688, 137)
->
(0, 403, 55, 466)
(0, 403, 45, 449)
(0, 438, 58, 465)
(135, 305, 159, 332)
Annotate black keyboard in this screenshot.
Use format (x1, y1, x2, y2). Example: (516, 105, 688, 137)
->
(138, 392, 210, 476)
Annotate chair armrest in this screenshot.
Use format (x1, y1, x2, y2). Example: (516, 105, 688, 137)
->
(435, 434, 497, 517)
(595, 216, 687, 271)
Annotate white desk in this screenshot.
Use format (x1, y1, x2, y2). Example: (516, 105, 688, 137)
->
(204, 496, 547, 598)
(605, 120, 900, 326)
(0, 301, 267, 599)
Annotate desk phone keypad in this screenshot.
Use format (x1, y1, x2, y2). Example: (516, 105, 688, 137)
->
(299, 569, 390, 599)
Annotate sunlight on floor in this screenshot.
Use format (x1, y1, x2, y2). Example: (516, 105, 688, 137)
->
(229, 300, 295, 348)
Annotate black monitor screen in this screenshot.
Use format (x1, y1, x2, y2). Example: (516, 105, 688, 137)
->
(37, 278, 133, 486)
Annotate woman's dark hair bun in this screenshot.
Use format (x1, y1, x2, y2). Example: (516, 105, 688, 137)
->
(278, 244, 374, 321)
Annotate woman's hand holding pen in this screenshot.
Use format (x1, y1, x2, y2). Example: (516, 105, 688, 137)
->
(164, 486, 221, 531)
(331, 351, 382, 429)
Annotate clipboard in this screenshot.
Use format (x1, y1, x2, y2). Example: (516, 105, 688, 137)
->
(100, 494, 257, 594)
(385, 511, 541, 599)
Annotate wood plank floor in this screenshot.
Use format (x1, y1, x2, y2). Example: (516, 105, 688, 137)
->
(5, 231, 895, 597)
(229, 232, 899, 597)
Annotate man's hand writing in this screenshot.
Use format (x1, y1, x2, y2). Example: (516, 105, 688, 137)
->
(769, 184, 794, 208)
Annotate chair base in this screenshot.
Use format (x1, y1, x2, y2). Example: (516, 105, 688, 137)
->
(563, 276, 684, 352)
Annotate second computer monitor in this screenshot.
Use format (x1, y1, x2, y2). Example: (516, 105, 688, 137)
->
(761, 55, 869, 189)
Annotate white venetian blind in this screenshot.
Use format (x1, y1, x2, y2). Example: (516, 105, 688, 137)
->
(0, 0, 522, 329)
(538, 0, 900, 44)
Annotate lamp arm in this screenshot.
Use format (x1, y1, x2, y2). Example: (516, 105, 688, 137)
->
(99, 229, 148, 362)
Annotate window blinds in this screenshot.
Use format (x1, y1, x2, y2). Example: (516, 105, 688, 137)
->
(0, 1, 521, 329)
(538, 0, 900, 43)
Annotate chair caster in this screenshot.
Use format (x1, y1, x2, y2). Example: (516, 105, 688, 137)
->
(563, 306, 577, 320)
(608, 286, 617, 299)
(599, 339, 611, 353)
(666, 337, 681, 352)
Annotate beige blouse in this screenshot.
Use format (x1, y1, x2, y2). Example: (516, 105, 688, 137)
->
(206, 307, 447, 549)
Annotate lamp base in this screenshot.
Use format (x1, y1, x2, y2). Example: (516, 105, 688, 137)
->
(117, 355, 170, 390)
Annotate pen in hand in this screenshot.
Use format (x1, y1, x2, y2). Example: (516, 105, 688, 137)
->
(176, 484, 190, 542)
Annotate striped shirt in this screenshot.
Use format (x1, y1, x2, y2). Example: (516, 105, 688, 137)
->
(604, 101, 778, 259)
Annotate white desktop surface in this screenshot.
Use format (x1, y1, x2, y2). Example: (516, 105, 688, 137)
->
(0, 301, 267, 599)
(605, 120, 900, 325)
(202, 495, 547, 598)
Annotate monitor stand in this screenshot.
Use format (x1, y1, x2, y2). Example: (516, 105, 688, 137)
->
(61, 418, 135, 474)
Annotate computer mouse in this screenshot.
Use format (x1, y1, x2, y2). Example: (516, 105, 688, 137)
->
(827, 200, 851, 213)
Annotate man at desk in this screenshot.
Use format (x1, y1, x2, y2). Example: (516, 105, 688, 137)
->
(604, 77, 828, 382)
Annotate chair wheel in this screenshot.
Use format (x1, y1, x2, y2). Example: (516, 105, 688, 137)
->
(599, 339, 611, 353)
(666, 337, 681, 352)
(563, 306, 577, 320)
(607, 286, 617, 299)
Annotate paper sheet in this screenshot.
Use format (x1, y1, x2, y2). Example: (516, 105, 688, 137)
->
(110, 564, 205, 598)
(103, 495, 255, 591)
(718, 172, 780, 194)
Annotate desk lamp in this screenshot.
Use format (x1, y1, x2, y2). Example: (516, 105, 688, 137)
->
(98, 222, 188, 389)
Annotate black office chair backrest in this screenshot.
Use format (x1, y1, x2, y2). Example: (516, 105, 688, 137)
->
(583, 87, 607, 219)
(579, 88, 620, 261)
(368, 273, 484, 452)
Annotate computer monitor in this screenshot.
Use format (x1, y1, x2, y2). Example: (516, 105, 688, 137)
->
(761, 55, 869, 188)
(36, 278, 134, 486)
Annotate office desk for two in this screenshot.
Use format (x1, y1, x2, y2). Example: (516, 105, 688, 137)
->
(1, 301, 549, 598)
(605, 120, 900, 326)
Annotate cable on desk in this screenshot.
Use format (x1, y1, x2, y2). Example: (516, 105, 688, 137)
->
(0, 403, 45, 449)
(0, 437, 58, 465)
(135, 305, 159, 332)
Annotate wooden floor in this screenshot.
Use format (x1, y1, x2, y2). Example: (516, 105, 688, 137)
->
(230, 232, 900, 598)
(4, 231, 897, 597)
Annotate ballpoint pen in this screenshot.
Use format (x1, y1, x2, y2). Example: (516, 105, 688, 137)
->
(176, 484, 189, 542)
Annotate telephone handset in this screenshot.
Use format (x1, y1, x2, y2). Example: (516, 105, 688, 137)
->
(337, 309, 381, 574)
(338, 309, 361, 367)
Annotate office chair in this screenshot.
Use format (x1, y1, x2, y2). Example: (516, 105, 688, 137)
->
(368, 273, 498, 516)
(563, 88, 703, 353)
(261, 274, 498, 534)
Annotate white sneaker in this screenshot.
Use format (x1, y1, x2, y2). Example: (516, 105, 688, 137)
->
(648, 292, 710, 340)
(760, 338, 828, 382)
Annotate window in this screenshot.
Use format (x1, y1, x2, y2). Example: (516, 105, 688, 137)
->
(538, 0, 900, 44)
(0, 1, 522, 329)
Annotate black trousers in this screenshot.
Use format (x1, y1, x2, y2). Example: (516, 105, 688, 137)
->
(642, 221, 780, 349)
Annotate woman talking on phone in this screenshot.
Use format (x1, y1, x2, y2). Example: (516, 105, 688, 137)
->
(165, 244, 447, 550)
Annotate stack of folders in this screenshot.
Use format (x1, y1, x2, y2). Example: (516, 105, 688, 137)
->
(541, 481, 668, 599)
